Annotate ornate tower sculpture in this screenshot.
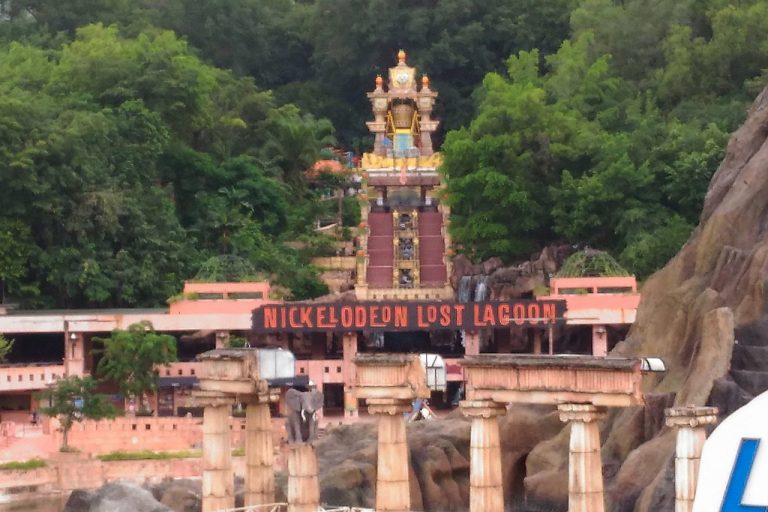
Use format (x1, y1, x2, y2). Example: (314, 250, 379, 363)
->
(366, 50, 439, 157)
(357, 51, 452, 301)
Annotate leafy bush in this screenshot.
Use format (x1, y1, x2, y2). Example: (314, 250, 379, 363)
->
(97, 450, 200, 461)
(0, 459, 47, 470)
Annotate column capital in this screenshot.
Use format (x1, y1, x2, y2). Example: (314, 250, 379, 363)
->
(665, 406, 718, 428)
(558, 403, 607, 423)
(366, 398, 412, 416)
(192, 390, 236, 407)
(459, 400, 507, 419)
(240, 389, 280, 405)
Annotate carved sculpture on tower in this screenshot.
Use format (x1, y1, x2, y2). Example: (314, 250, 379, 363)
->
(366, 49, 439, 158)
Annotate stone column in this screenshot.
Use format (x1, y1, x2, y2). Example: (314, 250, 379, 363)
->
(369, 398, 412, 512)
(197, 391, 235, 512)
(287, 444, 320, 512)
(558, 403, 607, 512)
(592, 325, 608, 357)
(63, 331, 85, 377)
(532, 330, 543, 355)
(244, 400, 275, 507)
(215, 330, 230, 349)
(464, 331, 480, 356)
(461, 400, 507, 512)
(342, 333, 358, 418)
(665, 406, 718, 512)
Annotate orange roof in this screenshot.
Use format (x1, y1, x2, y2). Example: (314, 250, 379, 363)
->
(306, 159, 348, 178)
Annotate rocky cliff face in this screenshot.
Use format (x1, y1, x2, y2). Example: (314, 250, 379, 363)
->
(525, 87, 768, 511)
(311, 407, 563, 511)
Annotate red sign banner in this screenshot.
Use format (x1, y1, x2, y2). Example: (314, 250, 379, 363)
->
(251, 300, 566, 333)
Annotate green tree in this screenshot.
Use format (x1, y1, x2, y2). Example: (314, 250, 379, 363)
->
(0, 334, 13, 362)
(95, 321, 177, 410)
(39, 376, 117, 450)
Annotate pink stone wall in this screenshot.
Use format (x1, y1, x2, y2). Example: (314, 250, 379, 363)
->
(1, 457, 247, 496)
(52, 417, 247, 454)
(0, 467, 56, 492)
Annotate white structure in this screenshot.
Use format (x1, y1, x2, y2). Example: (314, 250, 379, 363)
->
(419, 353, 446, 392)
(693, 390, 768, 511)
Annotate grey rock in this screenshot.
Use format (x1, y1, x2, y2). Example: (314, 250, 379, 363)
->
(65, 481, 171, 512)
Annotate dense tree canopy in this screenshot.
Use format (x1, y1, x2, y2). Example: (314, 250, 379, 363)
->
(442, 0, 758, 276)
(0, 22, 332, 307)
(0, 0, 764, 304)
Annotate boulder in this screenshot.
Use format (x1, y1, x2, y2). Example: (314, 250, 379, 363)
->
(145, 478, 201, 512)
(65, 481, 171, 512)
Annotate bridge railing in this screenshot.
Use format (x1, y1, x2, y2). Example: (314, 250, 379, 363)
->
(215, 505, 375, 512)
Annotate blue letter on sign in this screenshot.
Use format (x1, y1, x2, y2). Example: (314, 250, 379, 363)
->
(721, 439, 768, 511)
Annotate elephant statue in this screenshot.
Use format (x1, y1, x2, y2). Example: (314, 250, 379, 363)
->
(285, 388, 324, 444)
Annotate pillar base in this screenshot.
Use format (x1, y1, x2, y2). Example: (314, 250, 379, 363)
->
(369, 399, 412, 512)
(244, 400, 275, 507)
(558, 404, 607, 512)
(194, 391, 236, 512)
(665, 406, 718, 512)
(461, 400, 506, 512)
(287, 444, 320, 512)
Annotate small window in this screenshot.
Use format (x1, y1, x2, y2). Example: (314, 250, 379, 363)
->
(178, 369, 183, 376)
(29, 374, 34, 381)
(131, 424, 137, 431)
(6, 376, 10, 382)
(190, 369, 195, 376)
(324, 366, 329, 373)
(172, 424, 177, 431)
(40, 374, 45, 380)
(299, 368, 305, 374)
(165, 370, 170, 376)
(18, 375, 22, 381)
(230, 292, 263, 299)
(337, 366, 342, 373)
(145, 424, 151, 430)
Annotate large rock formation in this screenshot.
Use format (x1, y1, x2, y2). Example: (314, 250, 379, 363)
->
(304, 406, 562, 511)
(64, 482, 172, 512)
(525, 87, 768, 511)
(451, 245, 573, 300)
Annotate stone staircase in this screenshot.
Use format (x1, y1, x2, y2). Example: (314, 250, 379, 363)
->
(709, 316, 768, 417)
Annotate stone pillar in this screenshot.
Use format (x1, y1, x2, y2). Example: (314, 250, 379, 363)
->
(558, 403, 607, 512)
(215, 330, 230, 349)
(197, 391, 235, 512)
(287, 444, 320, 512)
(665, 406, 718, 512)
(63, 331, 85, 377)
(592, 325, 608, 357)
(461, 400, 507, 512)
(532, 330, 543, 355)
(464, 331, 480, 356)
(244, 400, 275, 507)
(342, 333, 358, 418)
(369, 398, 412, 512)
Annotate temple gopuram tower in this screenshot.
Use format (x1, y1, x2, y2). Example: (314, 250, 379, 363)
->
(356, 50, 453, 301)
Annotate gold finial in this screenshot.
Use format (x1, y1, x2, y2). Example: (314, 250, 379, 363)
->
(398, 49, 406, 63)
(422, 75, 430, 88)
